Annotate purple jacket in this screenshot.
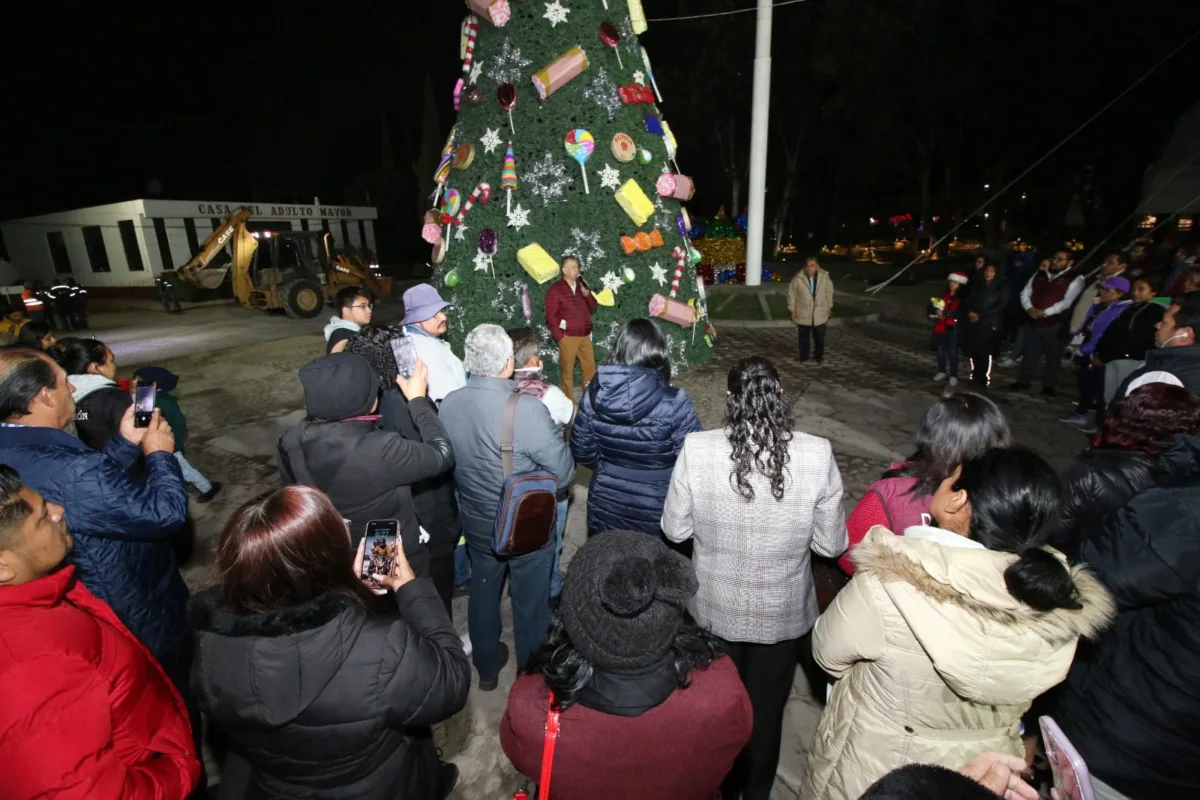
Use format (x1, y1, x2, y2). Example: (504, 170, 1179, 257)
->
(1081, 300, 1132, 358)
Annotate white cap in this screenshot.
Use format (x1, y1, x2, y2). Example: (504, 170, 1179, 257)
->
(1125, 370, 1185, 396)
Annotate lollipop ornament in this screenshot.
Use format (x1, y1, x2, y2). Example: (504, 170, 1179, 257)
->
(501, 142, 518, 216)
(640, 46, 663, 103)
(497, 83, 518, 135)
(565, 129, 595, 194)
(599, 21, 622, 69)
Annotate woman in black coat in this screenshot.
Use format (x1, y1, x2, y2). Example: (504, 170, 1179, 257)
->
(191, 485, 470, 800)
(50, 337, 131, 449)
(963, 263, 1005, 389)
(1094, 276, 1166, 403)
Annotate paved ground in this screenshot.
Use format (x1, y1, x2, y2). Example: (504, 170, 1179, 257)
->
(128, 308, 1087, 798)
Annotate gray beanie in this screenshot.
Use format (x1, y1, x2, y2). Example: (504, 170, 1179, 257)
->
(299, 353, 380, 421)
(561, 531, 699, 670)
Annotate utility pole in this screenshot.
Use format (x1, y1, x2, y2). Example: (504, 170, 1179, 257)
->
(744, 0, 774, 286)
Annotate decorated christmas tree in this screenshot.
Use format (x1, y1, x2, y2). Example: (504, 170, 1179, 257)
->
(420, 0, 714, 383)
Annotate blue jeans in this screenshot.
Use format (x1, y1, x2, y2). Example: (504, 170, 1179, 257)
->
(551, 498, 568, 598)
(467, 539, 554, 682)
(935, 330, 959, 377)
(454, 543, 470, 585)
(173, 452, 212, 493)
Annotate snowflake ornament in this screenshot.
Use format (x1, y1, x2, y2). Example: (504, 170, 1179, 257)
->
(650, 262, 668, 286)
(597, 163, 622, 192)
(596, 320, 623, 353)
(562, 228, 606, 271)
(600, 271, 624, 294)
(522, 153, 574, 206)
(584, 67, 622, 121)
(469, 61, 483, 85)
(480, 127, 503, 155)
(652, 194, 674, 230)
(633, 70, 646, 86)
(487, 39, 532, 85)
(455, 223, 469, 242)
(507, 203, 531, 230)
(473, 248, 493, 273)
(543, 1, 571, 27)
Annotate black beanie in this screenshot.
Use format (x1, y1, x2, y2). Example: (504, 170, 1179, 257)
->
(561, 530, 698, 670)
(298, 353, 380, 421)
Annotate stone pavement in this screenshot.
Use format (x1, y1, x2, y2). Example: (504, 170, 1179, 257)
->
(152, 316, 1089, 798)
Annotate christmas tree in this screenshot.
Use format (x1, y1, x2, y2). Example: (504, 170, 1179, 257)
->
(421, 0, 713, 383)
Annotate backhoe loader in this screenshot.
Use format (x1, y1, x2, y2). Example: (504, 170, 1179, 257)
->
(166, 209, 392, 318)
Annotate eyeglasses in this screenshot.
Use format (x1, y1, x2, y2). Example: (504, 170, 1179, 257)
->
(351, 302, 374, 310)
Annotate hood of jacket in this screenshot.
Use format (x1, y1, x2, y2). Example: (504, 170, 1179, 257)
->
(190, 588, 366, 729)
(68, 373, 117, 403)
(1156, 433, 1200, 487)
(324, 315, 361, 341)
(853, 527, 1113, 705)
(590, 364, 668, 424)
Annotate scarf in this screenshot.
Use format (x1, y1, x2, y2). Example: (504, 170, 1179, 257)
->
(576, 653, 678, 717)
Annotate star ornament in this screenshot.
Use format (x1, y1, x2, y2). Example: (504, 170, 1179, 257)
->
(598, 163, 622, 192)
(469, 61, 483, 85)
(473, 248, 493, 273)
(650, 262, 668, 286)
(455, 223, 469, 242)
(507, 203, 531, 230)
(633, 70, 646, 86)
(543, 0, 571, 27)
(600, 270, 624, 294)
(481, 127, 503, 155)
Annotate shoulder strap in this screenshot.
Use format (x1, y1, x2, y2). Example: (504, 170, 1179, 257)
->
(502, 393, 520, 478)
(539, 691, 560, 798)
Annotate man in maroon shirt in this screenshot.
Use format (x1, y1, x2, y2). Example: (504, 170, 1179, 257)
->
(544, 257, 598, 402)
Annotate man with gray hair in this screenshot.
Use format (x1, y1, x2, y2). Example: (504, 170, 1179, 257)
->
(439, 324, 574, 691)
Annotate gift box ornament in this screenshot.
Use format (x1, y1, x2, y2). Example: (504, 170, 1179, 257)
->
(466, 0, 511, 26)
(517, 243, 561, 284)
(656, 173, 695, 201)
(532, 47, 590, 101)
(649, 293, 696, 327)
(614, 179, 654, 226)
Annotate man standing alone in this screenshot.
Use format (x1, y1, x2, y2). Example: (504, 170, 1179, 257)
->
(1012, 249, 1086, 396)
(788, 256, 835, 363)
(544, 257, 597, 401)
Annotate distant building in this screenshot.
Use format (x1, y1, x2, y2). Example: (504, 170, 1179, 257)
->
(1139, 103, 1200, 234)
(0, 199, 378, 298)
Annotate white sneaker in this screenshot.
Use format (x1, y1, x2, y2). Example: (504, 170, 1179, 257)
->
(460, 633, 473, 658)
(932, 372, 947, 382)
(948, 377, 959, 387)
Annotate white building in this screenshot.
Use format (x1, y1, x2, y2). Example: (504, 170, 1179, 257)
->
(0, 199, 378, 297)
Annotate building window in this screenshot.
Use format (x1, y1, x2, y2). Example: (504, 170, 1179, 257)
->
(1180, 217, 1194, 232)
(340, 220, 351, 247)
(46, 231, 71, 273)
(357, 220, 368, 250)
(152, 218, 173, 270)
(184, 218, 200, 254)
(82, 226, 111, 273)
(300, 219, 310, 232)
(211, 218, 221, 231)
(321, 218, 331, 237)
(118, 220, 145, 271)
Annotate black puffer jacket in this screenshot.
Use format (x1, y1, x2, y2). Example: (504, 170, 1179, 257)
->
(1053, 448, 1158, 560)
(191, 580, 470, 799)
(1094, 301, 1165, 363)
(963, 278, 1005, 353)
(277, 396, 453, 577)
(1113, 344, 1200, 404)
(1050, 434, 1200, 800)
(70, 374, 132, 450)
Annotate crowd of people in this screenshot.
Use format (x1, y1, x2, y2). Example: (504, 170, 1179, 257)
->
(0, 261, 1197, 800)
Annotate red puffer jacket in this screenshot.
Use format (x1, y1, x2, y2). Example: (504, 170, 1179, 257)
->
(545, 278, 599, 341)
(0, 566, 199, 799)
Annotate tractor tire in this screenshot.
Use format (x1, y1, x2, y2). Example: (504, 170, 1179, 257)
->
(282, 279, 324, 319)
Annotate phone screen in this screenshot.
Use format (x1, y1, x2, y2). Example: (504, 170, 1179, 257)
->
(360, 520, 400, 592)
(134, 384, 156, 428)
(1040, 716, 1094, 800)
(390, 336, 418, 379)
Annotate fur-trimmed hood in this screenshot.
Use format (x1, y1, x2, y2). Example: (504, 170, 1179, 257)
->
(851, 526, 1114, 705)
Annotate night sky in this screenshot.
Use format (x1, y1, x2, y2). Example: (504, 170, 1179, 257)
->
(7, 0, 1200, 247)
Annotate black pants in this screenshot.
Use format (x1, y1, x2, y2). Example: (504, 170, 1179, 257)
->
(1018, 324, 1065, 389)
(1074, 362, 1105, 416)
(429, 544, 456, 618)
(720, 636, 801, 800)
(797, 324, 826, 362)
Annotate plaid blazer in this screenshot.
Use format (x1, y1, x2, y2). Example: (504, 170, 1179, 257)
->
(662, 429, 848, 644)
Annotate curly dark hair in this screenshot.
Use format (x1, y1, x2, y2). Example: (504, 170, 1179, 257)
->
(345, 324, 406, 386)
(1092, 383, 1200, 454)
(724, 356, 794, 501)
(524, 604, 722, 712)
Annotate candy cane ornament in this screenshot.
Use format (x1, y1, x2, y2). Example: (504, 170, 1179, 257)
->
(442, 183, 492, 227)
(669, 246, 686, 298)
(454, 16, 481, 111)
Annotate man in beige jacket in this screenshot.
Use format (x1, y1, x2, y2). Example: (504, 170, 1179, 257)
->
(788, 257, 835, 363)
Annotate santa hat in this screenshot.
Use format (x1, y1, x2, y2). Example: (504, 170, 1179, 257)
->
(948, 272, 969, 285)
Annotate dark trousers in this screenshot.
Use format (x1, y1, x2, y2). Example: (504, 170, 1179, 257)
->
(969, 348, 994, 388)
(1074, 362, 1105, 416)
(720, 636, 801, 800)
(429, 544, 456, 617)
(935, 330, 959, 377)
(1018, 323, 1065, 389)
(467, 539, 554, 682)
(797, 324, 826, 362)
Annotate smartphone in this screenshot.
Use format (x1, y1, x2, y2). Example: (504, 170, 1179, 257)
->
(359, 520, 400, 593)
(133, 384, 156, 428)
(1040, 716, 1094, 800)
(390, 336, 418, 379)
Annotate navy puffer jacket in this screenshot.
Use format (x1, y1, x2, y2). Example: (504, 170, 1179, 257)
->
(570, 364, 703, 534)
(0, 424, 190, 658)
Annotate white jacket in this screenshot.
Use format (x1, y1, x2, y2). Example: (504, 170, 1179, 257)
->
(405, 328, 467, 402)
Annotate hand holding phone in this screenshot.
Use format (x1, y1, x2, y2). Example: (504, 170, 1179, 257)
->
(390, 336, 419, 379)
(134, 384, 156, 428)
(395, 359, 429, 401)
(356, 520, 415, 593)
(1040, 716, 1094, 800)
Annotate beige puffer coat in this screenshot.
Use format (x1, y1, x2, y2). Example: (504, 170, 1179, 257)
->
(801, 526, 1113, 800)
(787, 268, 835, 327)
